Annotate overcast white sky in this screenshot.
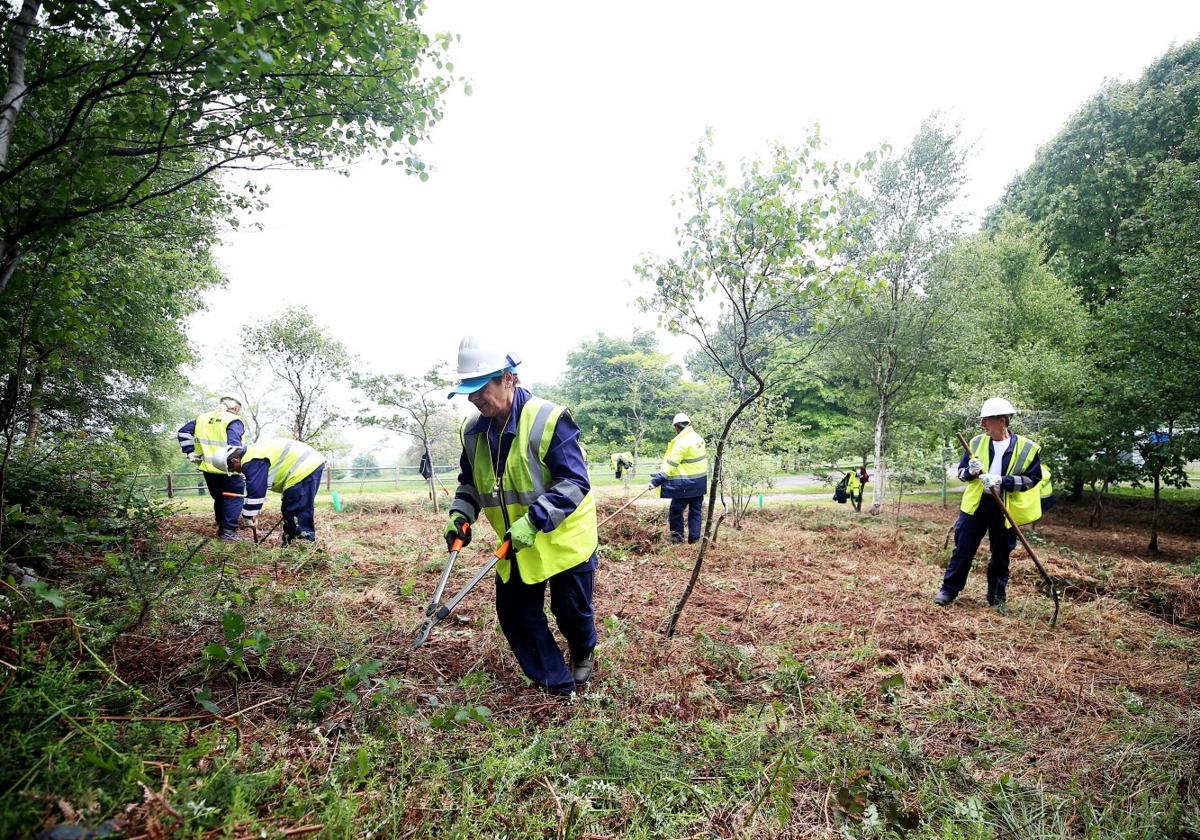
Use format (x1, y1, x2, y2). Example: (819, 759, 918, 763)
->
(189, 1, 1200, 457)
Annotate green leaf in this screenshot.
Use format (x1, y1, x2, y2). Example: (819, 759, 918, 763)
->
(194, 686, 221, 715)
(221, 609, 246, 641)
(24, 580, 65, 609)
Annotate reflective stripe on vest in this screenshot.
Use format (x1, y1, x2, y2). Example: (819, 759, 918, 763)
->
(660, 428, 707, 478)
(960, 433, 1043, 527)
(245, 438, 325, 493)
(194, 410, 239, 474)
(463, 398, 598, 585)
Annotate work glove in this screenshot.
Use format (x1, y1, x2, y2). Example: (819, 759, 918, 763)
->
(444, 513, 472, 552)
(648, 473, 664, 489)
(967, 457, 983, 476)
(187, 452, 203, 465)
(980, 473, 1002, 490)
(507, 515, 538, 552)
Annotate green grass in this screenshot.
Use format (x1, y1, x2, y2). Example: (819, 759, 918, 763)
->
(7, 645, 1193, 839)
(5, 500, 1199, 838)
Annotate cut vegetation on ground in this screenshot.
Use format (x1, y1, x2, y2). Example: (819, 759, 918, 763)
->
(3, 496, 1198, 838)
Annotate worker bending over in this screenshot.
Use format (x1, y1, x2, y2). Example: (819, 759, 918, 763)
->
(177, 396, 246, 541)
(223, 439, 326, 545)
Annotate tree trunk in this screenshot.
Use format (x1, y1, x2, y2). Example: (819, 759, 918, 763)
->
(1069, 471, 1085, 502)
(940, 435, 949, 509)
(1088, 478, 1109, 528)
(21, 358, 43, 456)
(1149, 471, 1161, 553)
(666, 389, 756, 638)
(870, 403, 887, 514)
(0, 1, 39, 296)
(0, 0, 39, 168)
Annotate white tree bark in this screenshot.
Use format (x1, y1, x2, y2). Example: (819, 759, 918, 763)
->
(0, 0, 39, 170)
(870, 404, 887, 513)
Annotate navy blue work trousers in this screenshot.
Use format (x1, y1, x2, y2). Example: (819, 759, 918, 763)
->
(281, 466, 323, 541)
(668, 496, 704, 543)
(203, 472, 245, 532)
(942, 495, 1012, 603)
(495, 552, 597, 695)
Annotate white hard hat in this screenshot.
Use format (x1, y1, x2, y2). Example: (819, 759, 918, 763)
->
(448, 335, 521, 398)
(672, 412, 691, 426)
(980, 397, 1016, 418)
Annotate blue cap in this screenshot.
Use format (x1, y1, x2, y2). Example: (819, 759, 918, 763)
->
(446, 365, 518, 399)
(447, 373, 497, 399)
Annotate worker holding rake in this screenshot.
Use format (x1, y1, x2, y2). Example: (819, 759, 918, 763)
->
(444, 336, 599, 696)
(934, 397, 1043, 613)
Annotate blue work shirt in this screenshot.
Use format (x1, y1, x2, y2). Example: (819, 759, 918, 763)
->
(454, 388, 591, 533)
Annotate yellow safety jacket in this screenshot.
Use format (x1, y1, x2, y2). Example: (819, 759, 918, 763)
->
(243, 438, 325, 493)
(461, 396, 598, 585)
(1038, 465, 1053, 501)
(847, 472, 862, 494)
(193, 409, 242, 475)
(656, 427, 708, 499)
(960, 433, 1042, 527)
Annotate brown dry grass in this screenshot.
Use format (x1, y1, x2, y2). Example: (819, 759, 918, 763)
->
(154, 497, 1200, 787)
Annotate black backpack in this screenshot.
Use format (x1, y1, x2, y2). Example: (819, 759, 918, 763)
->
(833, 474, 849, 503)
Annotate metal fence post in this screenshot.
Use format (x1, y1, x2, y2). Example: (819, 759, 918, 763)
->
(326, 465, 333, 491)
(166, 473, 173, 498)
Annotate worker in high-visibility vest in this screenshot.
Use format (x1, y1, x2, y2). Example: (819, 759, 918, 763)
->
(445, 336, 598, 696)
(648, 413, 708, 544)
(846, 469, 866, 513)
(226, 439, 326, 545)
(177, 396, 246, 541)
(934, 397, 1043, 613)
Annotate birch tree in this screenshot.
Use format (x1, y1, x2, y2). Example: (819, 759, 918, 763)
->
(832, 117, 968, 514)
(638, 129, 873, 637)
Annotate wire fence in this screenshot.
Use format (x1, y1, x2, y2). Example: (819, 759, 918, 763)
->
(148, 464, 460, 497)
(147, 457, 664, 498)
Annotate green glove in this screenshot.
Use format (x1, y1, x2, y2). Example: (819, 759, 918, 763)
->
(508, 515, 538, 552)
(444, 513, 472, 551)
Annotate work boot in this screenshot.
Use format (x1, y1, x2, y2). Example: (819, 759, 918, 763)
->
(218, 528, 241, 543)
(933, 588, 956, 607)
(669, 533, 683, 545)
(572, 650, 595, 685)
(989, 600, 1008, 615)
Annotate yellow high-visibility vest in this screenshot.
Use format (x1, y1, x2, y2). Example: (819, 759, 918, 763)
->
(243, 438, 325, 492)
(193, 410, 242, 475)
(960, 433, 1042, 527)
(461, 397, 598, 584)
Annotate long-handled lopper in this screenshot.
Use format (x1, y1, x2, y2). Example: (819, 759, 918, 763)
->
(409, 525, 512, 651)
(955, 431, 1060, 627)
